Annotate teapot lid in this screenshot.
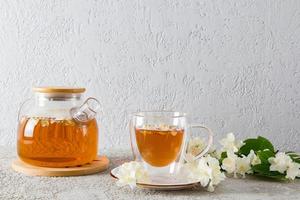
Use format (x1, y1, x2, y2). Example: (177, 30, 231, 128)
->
(33, 87, 86, 94)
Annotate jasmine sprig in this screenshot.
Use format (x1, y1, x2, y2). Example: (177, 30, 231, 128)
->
(216, 134, 300, 180)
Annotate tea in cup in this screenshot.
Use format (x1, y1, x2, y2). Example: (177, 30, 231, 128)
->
(135, 125, 184, 167)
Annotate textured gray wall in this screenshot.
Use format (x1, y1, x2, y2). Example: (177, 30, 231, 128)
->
(0, 1, 299, 152)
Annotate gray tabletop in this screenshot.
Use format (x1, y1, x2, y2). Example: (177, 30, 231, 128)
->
(0, 146, 299, 200)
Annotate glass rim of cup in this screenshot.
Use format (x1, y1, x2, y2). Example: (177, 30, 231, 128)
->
(132, 111, 187, 118)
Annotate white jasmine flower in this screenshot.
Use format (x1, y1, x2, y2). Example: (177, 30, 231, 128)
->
(210, 149, 222, 160)
(208, 145, 222, 160)
(251, 156, 261, 166)
(222, 151, 252, 178)
(286, 162, 300, 180)
(236, 156, 252, 177)
(184, 154, 225, 192)
(184, 157, 212, 187)
(220, 133, 244, 152)
(222, 151, 237, 175)
(268, 152, 293, 173)
(247, 150, 261, 166)
(188, 137, 206, 156)
(115, 161, 149, 189)
(206, 155, 226, 191)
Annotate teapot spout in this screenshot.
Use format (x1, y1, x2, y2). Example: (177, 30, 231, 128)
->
(70, 97, 100, 123)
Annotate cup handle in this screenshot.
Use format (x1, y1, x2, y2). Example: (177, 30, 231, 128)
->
(187, 124, 214, 160)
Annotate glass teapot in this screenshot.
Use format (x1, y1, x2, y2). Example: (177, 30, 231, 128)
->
(17, 87, 100, 167)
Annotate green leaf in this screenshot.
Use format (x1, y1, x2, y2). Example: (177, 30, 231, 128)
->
(286, 151, 296, 154)
(219, 151, 227, 163)
(251, 149, 287, 180)
(286, 152, 300, 164)
(238, 136, 275, 156)
(252, 164, 286, 180)
(257, 149, 275, 163)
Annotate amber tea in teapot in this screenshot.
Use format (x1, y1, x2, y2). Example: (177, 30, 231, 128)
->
(17, 87, 101, 167)
(18, 117, 98, 167)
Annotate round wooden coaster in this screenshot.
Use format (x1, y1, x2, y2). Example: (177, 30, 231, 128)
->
(11, 156, 109, 177)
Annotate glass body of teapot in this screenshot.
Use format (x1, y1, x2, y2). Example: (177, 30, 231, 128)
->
(17, 87, 100, 167)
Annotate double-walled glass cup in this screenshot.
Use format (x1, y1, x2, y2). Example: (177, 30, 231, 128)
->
(130, 111, 213, 181)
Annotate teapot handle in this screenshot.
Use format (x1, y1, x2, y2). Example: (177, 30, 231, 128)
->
(70, 97, 101, 123)
(17, 98, 32, 121)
